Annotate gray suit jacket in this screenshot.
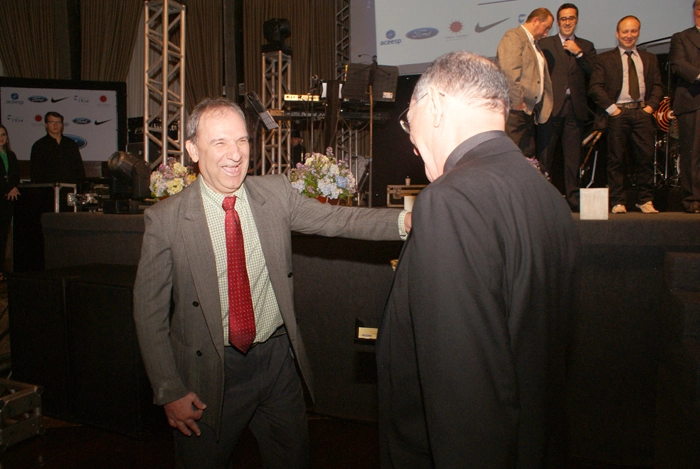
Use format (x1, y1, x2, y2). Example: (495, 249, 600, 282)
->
(133, 175, 403, 433)
(497, 26, 553, 123)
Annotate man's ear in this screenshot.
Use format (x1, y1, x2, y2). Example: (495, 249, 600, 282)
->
(427, 85, 443, 128)
(185, 140, 199, 163)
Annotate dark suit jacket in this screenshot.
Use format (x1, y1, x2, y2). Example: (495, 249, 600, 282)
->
(589, 47, 664, 118)
(0, 149, 19, 216)
(376, 133, 580, 468)
(133, 175, 403, 434)
(670, 26, 700, 116)
(0, 150, 19, 198)
(540, 35, 596, 120)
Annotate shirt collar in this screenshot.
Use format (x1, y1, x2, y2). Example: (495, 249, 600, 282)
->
(618, 46, 638, 56)
(521, 25, 535, 44)
(559, 33, 574, 43)
(443, 130, 505, 174)
(200, 174, 247, 208)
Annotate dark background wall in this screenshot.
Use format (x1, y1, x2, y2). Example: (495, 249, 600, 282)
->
(371, 75, 430, 207)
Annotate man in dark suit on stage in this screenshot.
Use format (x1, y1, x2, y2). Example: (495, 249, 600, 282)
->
(538, 3, 596, 211)
(589, 16, 663, 214)
(377, 51, 579, 468)
(670, 1, 700, 213)
(133, 97, 409, 469)
(497, 8, 554, 158)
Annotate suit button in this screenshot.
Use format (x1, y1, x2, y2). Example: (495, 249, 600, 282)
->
(287, 272, 293, 278)
(196, 350, 203, 356)
(193, 301, 199, 307)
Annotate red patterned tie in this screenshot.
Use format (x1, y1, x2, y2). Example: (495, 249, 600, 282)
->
(222, 196, 256, 353)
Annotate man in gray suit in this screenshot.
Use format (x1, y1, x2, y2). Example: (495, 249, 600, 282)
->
(497, 8, 554, 158)
(133, 97, 408, 468)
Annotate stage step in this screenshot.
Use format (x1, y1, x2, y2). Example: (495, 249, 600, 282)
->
(663, 252, 700, 413)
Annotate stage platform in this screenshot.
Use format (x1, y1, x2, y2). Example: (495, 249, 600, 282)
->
(18, 211, 700, 465)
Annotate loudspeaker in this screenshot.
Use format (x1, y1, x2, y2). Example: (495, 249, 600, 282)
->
(8, 271, 73, 421)
(65, 266, 161, 437)
(8, 265, 163, 437)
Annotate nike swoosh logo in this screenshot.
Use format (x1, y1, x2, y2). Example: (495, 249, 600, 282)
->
(51, 97, 69, 103)
(94, 119, 112, 126)
(474, 18, 509, 33)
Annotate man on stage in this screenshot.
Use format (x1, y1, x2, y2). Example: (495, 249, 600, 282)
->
(30, 111, 85, 185)
(377, 51, 579, 468)
(133, 97, 409, 469)
(537, 3, 596, 211)
(670, 0, 700, 213)
(497, 8, 554, 158)
(589, 16, 663, 214)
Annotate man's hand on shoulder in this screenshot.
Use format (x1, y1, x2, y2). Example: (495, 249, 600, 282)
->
(164, 392, 207, 436)
(404, 212, 412, 233)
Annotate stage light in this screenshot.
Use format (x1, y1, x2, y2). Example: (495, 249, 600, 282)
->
(262, 18, 292, 55)
(107, 151, 152, 199)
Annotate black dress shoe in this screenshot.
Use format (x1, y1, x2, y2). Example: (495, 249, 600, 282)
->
(685, 201, 700, 213)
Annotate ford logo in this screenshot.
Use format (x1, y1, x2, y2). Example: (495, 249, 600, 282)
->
(406, 27, 439, 40)
(72, 117, 91, 125)
(28, 96, 48, 103)
(65, 134, 88, 149)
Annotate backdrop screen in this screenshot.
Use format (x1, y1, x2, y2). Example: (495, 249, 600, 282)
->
(374, 0, 689, 71)
(0, 78, 126, 161)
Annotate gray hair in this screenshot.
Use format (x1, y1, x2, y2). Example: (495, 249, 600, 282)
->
(413, 51, 510, 117)
(186, 97, 246, 144)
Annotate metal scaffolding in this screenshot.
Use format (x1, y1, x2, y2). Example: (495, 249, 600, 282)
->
(143, 0, 186, 166)
(335, 0, 350, 81)
(258, 51, 291, 175)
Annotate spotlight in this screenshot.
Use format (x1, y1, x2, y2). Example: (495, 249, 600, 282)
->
(107, 151, 152, 199)
(262, 18, 292, 55)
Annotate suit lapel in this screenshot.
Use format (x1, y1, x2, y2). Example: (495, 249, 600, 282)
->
(242, 179, 276, 276)
(688, 27, 700, 51)
(180, 179, 225, 359)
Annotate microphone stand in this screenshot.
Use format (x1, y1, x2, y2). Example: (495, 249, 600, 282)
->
(367, 57, 377, 208)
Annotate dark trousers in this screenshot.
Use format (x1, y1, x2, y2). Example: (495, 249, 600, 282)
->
(173, 331, 309, 469)
(606, 108, 656, 207)
(537, 97, 583, 209)
(0, 198, 13, 273)
(677, 110, 700, 208)
(506, 110, 537, 157)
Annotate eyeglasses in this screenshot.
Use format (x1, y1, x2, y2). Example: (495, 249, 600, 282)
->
(398, 93, 428, 134)
(558, 16, 577, 22)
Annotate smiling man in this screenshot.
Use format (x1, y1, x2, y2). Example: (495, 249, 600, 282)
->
(537, 3, 596, 211)
(589, 16, 663, 214)
(378, 51, 579, 468)
(497, 8, 554, 158)
(133, 97, 409, 469)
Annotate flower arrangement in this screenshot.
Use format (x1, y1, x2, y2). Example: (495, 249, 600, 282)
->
(288, 148, 357, 201)
(150, 157, 197, 199)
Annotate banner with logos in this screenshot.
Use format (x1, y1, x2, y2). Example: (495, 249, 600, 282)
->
(0, 78, 126, 161)
(374, 0, 687, 72)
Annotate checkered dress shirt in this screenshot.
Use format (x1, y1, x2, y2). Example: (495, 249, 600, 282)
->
(200, 176, 284, 345)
